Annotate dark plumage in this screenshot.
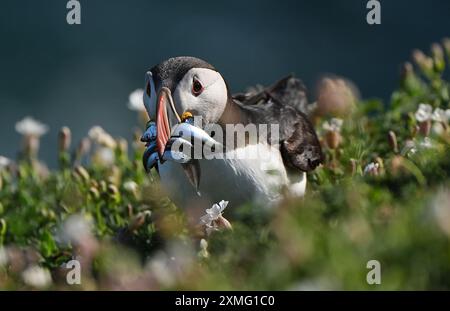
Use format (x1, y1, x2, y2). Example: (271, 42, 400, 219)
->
(231, 75, 324, 172)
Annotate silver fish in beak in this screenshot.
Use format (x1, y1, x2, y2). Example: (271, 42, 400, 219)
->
(155, 87, 222, 160)
(171, 122, 222, 149)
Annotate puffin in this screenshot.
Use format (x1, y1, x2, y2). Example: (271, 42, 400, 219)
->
(142, 56, 323, 210)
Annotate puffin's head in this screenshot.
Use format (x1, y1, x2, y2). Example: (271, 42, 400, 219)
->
(143, 57, 228, 155)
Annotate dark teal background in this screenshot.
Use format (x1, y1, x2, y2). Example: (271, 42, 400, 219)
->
(0, 0, 449, 164)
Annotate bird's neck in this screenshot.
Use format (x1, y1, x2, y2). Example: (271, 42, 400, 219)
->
(218, 99, 253, 150)
(218, 98, 248, 127)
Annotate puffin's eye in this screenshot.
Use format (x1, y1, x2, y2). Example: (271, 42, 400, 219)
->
(146, 81, 151, 97)
(192, 78, 204, 96)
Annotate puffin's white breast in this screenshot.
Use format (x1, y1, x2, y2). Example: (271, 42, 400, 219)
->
(158, 143, 291, 209)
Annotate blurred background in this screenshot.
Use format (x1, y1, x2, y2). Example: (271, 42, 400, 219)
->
(0, 0, 449, 166)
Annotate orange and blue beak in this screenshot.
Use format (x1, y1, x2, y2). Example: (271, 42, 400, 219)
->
(155, 88, 172, 158)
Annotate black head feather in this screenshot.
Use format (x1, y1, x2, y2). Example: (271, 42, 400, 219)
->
(150, 56, 216, 93)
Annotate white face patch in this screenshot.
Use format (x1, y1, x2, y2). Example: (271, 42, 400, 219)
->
(143, 71, 157, 119)
(173, 68, 228, 124)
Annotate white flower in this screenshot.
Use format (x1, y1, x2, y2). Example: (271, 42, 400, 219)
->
(433, 122, 446, 135)
(419, 137, 434, 149)
(414, 103, 433, 122)
(147, 251, 175, 287)
(432, 108, 450, 123)
(94, 147, 115, 166)
(363, 162, 379, 175)
(322, 118, 343, 132)
(401, 137, 435, 156)
(22, 266, 52, 288)
(15, 116, 49, 137)
(200, 200, 229, 226)
(127, 89, 146, 112)
(198, 239, 209, 259)
(88, 126, 116, 148)
(60, 214, 93, 245)
(0, 156, 11, 170)
(123, 180, 138, 193)
(146, 242, 194, 287)
(401, 140, 417, 156)
(200, 200, 230, 235)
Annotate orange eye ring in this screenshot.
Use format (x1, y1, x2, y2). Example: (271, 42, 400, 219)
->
(192, 78, 204, 96)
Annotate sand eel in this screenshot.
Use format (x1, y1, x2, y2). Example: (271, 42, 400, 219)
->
(142, 57, 323, 210)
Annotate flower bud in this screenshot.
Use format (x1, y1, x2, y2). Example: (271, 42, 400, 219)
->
(412, 49, 433, 74)
(88, 126, 116, 149)
(390, 155, 404, 175)
(127, 204, 133, 217)
(442, 38, 450, 58)
(88, 187, 100, 200)
(325, 130, 342, 149)
(23, 135, 40, 158)
(107, 184, 119, 196)
(89, 179, 99, 189)
(399, 62, 421, 91)
(107, 184, 120, 203)
(128, 211, 151, 232)
(431, 43, 445, 72)
(315, 77, 357, 117)
(15, 117, 48, 158)
(349, 158, 357, 175)
(73, 166, 90, 183)
(117, 138, 128, 155)
(216, 215, 233, 231)
(387, 131, 399, 153)
(99, 180, 107, 193)
(400, 62, 414, 80)
(419, 120, 432, 137)
(412, 49, 426, 66)
(58, 126, 72, 153)
(75, 138, 91, 164)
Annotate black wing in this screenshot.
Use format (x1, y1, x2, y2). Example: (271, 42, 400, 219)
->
(232, 75, 309, 114)
(234, 75, 323, 172)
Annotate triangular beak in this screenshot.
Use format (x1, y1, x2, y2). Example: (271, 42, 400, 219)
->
(156, 88, 172, 158)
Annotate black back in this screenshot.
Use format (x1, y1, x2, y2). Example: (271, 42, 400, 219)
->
(233, 76, 324, 172)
